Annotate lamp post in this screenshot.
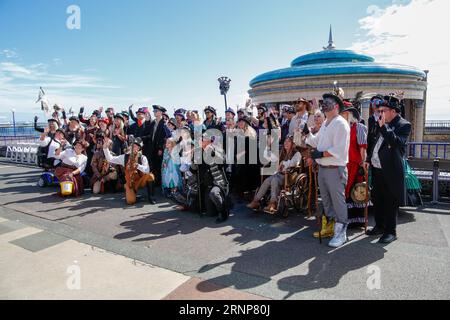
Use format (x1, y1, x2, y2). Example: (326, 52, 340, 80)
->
(218, 76, 231, 114)
(11, 108, 16, 137)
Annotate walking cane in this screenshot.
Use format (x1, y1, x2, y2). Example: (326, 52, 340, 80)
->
(314, 167, 322, 244)
(308, 165, 313, 218)
(197, 168, 203, 217)
(364, 167, 369, 233)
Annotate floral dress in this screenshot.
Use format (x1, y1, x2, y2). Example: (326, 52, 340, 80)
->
(162, 148, 183, 190)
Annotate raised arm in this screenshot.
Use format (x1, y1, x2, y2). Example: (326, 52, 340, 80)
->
(129, 105, 138, 123)
(103, 145, 126, 167)
(34, 116, 45, 133)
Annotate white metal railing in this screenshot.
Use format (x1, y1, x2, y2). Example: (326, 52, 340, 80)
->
(5, 142, 39, 165)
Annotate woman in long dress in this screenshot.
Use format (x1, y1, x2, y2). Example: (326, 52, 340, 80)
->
(162, 138, 183, 197)
(341, 105, 370, 227)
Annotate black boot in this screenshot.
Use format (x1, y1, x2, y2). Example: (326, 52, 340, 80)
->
(215, 208, 229, 224)
(147, 182, 157, 205)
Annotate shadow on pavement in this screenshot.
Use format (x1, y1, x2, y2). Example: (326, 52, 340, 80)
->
(196, 234, 386, 299)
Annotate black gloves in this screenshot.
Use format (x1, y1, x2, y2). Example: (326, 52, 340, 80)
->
(79, 107, 85, 114)
(62, 110, 67, 120)
(311, 150, 324, 160)
(34, 116, 38, 123)
(302, 124, 310, 135)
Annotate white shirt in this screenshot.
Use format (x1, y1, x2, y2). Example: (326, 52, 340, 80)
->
(40, 137, 62, 166)
(306, 115, 350, 167)
(289, 112, 308, 135)
(372, 136, 384, 169)
(103, 147, 149, 174)
(281, 152, 301, 171)
(54, 148, 88, 173)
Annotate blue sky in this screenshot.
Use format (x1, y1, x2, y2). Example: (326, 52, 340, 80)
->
(1, 0, 447, 121)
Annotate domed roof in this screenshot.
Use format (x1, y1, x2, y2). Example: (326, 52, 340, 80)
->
(250, 42, 426, 87)
(291, 50, 374, 66)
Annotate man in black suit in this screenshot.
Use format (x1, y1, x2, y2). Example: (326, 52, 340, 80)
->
(146, 105, 169, 188)
(128, 107, 152, 157)
(365, 96, 411, 244)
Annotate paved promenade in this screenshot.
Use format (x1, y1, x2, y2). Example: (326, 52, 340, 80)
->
(0, 161, 449, 300)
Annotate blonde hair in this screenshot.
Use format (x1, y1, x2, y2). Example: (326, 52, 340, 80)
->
(242, 122, 257, 139)
(166, 137, 177, 148)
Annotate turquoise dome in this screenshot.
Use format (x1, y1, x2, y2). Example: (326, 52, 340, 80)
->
(250, 49, 426, 87)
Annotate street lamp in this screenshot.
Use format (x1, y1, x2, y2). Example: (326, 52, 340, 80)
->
(218, 76, 231, 114)
(11, 108, 16, 137)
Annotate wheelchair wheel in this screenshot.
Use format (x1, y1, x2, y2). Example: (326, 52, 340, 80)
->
(276, 196, 287, 218)
(293, 174, 309, 212)
(38, 177, 47, 187)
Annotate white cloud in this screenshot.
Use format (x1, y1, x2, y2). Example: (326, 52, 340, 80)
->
(0, 49, 18, 59)
(0, 59, 127, 119)
(350, 0, 450, 120)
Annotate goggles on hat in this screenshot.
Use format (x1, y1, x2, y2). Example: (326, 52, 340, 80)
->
(371, 99, 384, 108)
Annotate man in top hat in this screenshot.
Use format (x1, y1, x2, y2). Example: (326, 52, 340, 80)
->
(304, 92, 350, 248)
(128, 107, 151, 138)
(146, 105, 170, 187)
(188, 130, 230, 223)
(365, 95, 411, 244)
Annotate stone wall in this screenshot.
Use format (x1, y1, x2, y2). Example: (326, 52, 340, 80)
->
(423, 134, 450, 142)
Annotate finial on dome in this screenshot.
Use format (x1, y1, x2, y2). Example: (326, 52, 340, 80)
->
(324, 25, 336, 51)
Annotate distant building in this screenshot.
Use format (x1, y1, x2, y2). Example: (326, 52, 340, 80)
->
(248, 27, 428, 143)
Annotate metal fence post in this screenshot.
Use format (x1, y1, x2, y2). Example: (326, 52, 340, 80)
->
(432, 158, 440, 205)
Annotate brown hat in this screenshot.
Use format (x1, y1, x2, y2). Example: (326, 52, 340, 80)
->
(296, 98, 312, 111)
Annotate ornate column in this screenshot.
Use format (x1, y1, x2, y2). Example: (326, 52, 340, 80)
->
(414, 100, 425, 143)
(361, 99, 371, 125)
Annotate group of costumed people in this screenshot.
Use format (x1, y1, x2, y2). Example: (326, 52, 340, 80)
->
(35, 88, 413, 242)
